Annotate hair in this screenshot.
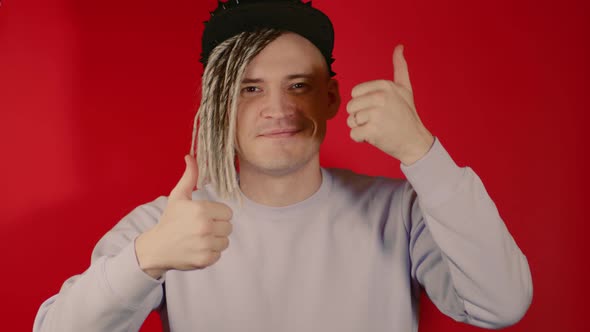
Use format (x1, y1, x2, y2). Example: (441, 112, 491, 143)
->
(190, 28, 284, 201)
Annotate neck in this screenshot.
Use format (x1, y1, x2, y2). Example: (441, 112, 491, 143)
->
(238, 157, 322, 207)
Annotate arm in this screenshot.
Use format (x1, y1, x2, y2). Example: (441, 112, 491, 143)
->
(33, 197, 167, 332)
(402, 137, 533, 328)
(34, 155, 234, 332)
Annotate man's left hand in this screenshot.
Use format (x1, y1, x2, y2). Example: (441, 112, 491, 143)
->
(346, 44, 435, 166)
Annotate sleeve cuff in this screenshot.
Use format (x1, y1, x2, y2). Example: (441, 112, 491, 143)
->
(400, 136, 465, 208)
(103, 239, 164, 310)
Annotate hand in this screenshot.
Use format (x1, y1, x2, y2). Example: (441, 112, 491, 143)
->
(135, 155, 233, 279)
(346, 44, 435, 165)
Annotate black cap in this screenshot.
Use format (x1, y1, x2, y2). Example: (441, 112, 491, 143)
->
(201, 0, 336, 76)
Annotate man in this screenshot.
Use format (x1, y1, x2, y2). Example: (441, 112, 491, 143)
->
(34, 1, 532, 331)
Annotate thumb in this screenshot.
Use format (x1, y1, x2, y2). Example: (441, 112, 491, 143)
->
(393, 44, 412, 93)
(169, 155, 199, 201)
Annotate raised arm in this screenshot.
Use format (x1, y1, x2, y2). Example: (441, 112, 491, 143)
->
(34, 155, 234, 331)
(402, 138, 532, 328)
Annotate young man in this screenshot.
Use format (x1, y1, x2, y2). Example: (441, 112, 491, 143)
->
(34, 1, 532, 331)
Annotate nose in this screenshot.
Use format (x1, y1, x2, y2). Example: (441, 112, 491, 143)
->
(260, 89, 296, 119)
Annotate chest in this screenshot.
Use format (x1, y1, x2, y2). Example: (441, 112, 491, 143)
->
(162, 206, 412, 331)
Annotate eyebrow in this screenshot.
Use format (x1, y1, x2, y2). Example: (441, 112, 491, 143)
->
(241, 73, 315, 84)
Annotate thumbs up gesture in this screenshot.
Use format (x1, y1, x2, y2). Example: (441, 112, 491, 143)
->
(346, 45, 435, 165)
(135, 155, 234, 279)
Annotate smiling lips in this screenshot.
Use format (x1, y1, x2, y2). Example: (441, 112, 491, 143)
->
(258, 127, 303, 138)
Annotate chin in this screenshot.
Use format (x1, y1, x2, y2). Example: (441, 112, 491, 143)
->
(251, 158, 309, 177)
(240, 148, 320, 177)
(237, 134, 322, 175)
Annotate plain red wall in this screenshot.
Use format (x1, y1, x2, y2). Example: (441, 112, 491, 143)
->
(1, 0, 588, 331)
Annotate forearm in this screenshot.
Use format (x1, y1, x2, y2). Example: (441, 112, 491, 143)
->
(403, 138, 532, 328)
(420, 170, 532, 326)
(34, 242, 163, 332)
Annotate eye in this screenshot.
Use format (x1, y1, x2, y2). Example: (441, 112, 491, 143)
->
(241, 86, 261, 94)
(291, 82, 307, 89)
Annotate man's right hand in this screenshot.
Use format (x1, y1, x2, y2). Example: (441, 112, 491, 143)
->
(135, 155, 234, 279)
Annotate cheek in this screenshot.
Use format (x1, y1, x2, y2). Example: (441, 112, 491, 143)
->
(236, 104, 257, 141)
(300, 95, 328, 122)
(301, 101, 328, 122)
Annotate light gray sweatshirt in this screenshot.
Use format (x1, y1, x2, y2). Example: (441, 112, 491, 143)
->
(34, 137, 533, 332)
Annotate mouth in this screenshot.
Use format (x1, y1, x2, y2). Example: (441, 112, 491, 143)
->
(258, 128, 303, 138)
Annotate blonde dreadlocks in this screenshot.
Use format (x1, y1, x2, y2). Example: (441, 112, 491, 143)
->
(191, 28, 284, 200)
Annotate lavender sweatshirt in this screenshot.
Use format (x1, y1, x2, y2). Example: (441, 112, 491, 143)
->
(34, 137, 532, 332)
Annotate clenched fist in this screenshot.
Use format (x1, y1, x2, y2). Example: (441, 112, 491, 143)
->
(135, 155, 233, 279)
(346, 44, 435, 166)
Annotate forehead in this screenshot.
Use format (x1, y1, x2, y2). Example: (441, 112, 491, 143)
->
(243, 32, 328, 79)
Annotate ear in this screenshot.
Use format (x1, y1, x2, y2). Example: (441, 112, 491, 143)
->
(326, 78, 341, 120)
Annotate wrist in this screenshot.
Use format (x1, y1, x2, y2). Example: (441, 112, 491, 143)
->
(400, 133, 435, 166)
(135, 232, 167, 280)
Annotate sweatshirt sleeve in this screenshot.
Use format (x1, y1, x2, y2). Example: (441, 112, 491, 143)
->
(33, 196, 169, 332)
(400, 137, 533, 329)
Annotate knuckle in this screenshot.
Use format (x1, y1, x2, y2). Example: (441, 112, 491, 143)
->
(221, 237, 230, 250)
(377, 80, 393, 91)
(196, 253, 214, 267)
(359, 112, 369, 125)
(191, 202, 207, 218)
(212, 202, 232, 220)
(376, 80, 392, 90)
(373, 91, 387, 106)
(345, 99, 356, 113)
(207, 251, 222, 265)
(363, 91, 384, 107)
(196, 221, 213, 236)
(347, 115, 354, 127)
(224, 205, 234, 220)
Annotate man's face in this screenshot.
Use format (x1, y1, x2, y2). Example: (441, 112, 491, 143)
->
(235, 32, 340, 176)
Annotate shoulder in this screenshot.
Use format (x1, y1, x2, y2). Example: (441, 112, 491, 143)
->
(323, 168, 415, 235)
(105, 186, 217, 234)
(324, 167, 408, 198)
(91, 195, 167, 259)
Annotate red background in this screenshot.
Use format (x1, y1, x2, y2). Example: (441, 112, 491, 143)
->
(1, 0, 588, 331)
